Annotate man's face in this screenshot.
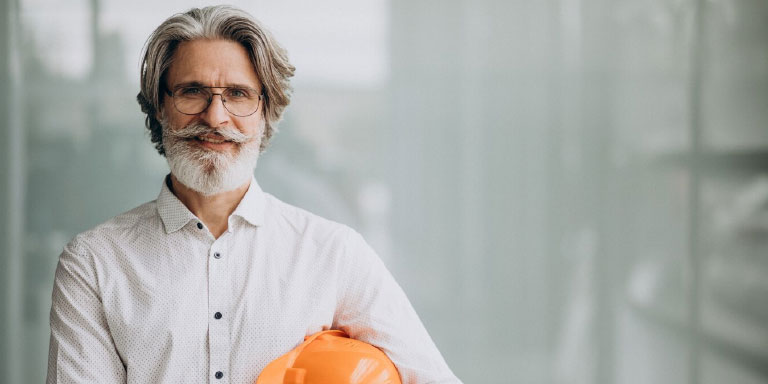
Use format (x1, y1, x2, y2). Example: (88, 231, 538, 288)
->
(160, 39, 265, 195)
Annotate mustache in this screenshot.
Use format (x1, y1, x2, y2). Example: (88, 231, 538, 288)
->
(165, 121, 257, 144)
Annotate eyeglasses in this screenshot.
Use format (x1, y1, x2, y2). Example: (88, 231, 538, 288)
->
(165, 85, 264, 117)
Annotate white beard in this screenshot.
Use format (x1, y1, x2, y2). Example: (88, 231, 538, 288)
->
(162, 119, 262, 196)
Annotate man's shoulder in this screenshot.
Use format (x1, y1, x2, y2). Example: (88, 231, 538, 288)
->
(262, 192, 355, 246)
(66, 200, 160, 252)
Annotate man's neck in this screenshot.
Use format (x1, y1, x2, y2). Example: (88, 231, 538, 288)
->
(169, 174, 250, 239)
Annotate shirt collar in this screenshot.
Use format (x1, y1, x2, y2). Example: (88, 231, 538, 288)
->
(231, 176, 266, 227)
(156, 175, 266, 234)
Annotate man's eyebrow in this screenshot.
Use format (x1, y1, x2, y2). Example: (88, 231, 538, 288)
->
(172, 81, 206, 89)
(224, 82, 260, 90)
(172, 81, 259, 90)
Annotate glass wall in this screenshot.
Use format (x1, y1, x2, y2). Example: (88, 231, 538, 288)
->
(2, 0, 768, 383)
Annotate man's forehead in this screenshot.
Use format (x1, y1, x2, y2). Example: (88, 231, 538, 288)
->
(167, 39, 260, 88)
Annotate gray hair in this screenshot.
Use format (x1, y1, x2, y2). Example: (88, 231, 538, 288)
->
(137, 5, 295, 155)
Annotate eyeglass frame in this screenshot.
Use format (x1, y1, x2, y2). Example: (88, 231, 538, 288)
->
(164, 84, 265, 117)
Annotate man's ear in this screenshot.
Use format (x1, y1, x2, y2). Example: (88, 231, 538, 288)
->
(155, 105, 165, 123)
(156, 81, 168, 122)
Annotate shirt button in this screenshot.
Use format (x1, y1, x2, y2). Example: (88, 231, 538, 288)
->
(214, 252, 221, 259)
(214, 312, 222, 319)
(215, 371, 224, 379)
(196, 222, 203, 229)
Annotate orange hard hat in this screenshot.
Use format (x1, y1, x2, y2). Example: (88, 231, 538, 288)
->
(256, 330, 402, 384)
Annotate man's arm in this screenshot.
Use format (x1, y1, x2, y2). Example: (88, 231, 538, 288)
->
(333, 229, 462, 384)
(47, 238, 126, 383)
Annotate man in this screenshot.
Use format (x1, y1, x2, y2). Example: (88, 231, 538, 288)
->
(46, 5, 460, 384)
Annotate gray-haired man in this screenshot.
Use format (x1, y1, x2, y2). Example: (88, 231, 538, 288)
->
(46, 5, 460, 384)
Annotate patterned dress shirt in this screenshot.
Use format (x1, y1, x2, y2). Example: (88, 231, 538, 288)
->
(47, 176, 460, 384)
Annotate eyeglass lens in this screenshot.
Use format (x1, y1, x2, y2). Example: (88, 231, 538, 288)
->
(173, 87, 261, 117)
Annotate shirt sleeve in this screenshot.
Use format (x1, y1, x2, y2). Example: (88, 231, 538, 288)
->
(47, 237, 127, 384)
(333, 229, 462, 384)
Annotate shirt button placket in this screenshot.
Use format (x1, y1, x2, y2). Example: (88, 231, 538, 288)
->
(208, 242, 230, 383)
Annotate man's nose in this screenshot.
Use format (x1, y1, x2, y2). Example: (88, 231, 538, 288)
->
(200, 94, 231, 128)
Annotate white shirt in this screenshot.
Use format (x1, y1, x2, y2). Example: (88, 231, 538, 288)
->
(47, 176, 460, 384)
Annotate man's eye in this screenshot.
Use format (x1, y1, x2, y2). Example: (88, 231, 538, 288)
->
(179, 87, 203, 96)
(226, 88, 249, 98)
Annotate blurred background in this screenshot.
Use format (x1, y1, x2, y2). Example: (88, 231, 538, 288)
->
(2, 0, 768, 383)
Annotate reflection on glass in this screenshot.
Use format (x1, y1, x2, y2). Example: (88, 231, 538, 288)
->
(701, 0, 768, 151)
